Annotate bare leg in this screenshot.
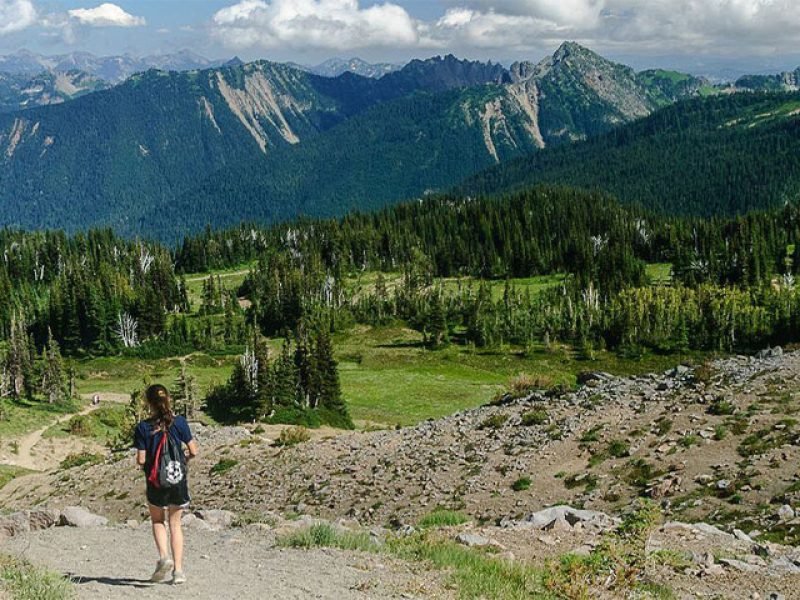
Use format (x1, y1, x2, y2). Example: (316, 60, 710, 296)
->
(168, 507, 184, 572)
(148, 504, 169, 559)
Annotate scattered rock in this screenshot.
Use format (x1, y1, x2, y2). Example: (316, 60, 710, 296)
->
(59, 506, 108, 528)
(777, 504, 795, 521)
(194, 509, 235, 530)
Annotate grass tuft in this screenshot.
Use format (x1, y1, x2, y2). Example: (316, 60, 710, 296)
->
(0, 554, 74, 600)
(418, 509, 470, 529)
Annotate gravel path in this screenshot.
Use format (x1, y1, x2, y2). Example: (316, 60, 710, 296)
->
(3, 525, 449, 600)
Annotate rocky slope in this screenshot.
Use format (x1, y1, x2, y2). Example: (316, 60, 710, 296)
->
(4, 349, 800, 598)
(3, 349, 800, 540)
(0, 70, 109, 113)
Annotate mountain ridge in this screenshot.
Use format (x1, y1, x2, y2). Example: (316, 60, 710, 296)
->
(0, 42, 717, 238)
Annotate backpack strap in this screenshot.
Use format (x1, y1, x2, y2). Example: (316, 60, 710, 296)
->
(146, 429, 168, 488)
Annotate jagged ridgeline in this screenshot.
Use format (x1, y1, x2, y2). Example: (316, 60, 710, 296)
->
(0, 43, 708, 239)
(460, 91, 800, 216)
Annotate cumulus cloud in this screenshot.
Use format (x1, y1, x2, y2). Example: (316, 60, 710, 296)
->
(67, 2, 145, 27)
(0, 0, 37, 35)
(209, 0, 800, 57)
(442, 0, 800, 54)
(211, 0, 419, 50)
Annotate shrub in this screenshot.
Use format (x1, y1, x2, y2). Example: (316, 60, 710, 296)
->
(608, 440, 630, 458)
(60, 452, 103, 470)
(512, 476, 532, 491)
(713, 425, 728, 441)
(520, 410, 548, 426)
(210, 458, 238, 475)
(479, 414, 509, 430)
(275, 426, 311, 447)
(508, 373, 553, 398)
(693, 360, 716, 384)
(68, 415, 93, 436)
(654, 418, 673, 436)
(580, 424, 603, 443)
(708, 397, 735, 416)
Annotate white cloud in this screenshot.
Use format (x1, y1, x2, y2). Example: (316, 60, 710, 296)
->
(0, 0, 37, 35)
(211, 0, 419, 50)
(67, 3, 145, 27)
(441, 0, 800, 54)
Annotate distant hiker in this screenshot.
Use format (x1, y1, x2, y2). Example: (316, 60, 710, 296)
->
(134, 384, 198, 585)
(92, 394, 100, 406)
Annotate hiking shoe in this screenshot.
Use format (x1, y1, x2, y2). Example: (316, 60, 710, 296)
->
(150, 558, 174, 583)
(172, 570, 187, 585)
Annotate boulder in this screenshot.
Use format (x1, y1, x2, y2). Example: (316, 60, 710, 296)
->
(27, 509, 60, 531)
(520, 506, 617, 530)
(194, 509, 235, 530)
(59, 506, 108, 528)
(777, 504, 795, 521)
(0, 512, 31, 538)
(455, 533, 493, 547)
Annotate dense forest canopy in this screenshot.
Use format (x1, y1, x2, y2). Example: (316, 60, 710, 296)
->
(459, 92, 800, 217)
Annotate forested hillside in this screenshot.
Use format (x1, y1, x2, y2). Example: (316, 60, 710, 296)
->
(460, 92, 800, 216)
(0, 44, 707, 239)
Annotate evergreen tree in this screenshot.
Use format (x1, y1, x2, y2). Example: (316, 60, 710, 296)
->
(41, 329, 67, 404)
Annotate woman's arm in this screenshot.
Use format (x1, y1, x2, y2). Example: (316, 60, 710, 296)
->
(186, 440, 199, 461)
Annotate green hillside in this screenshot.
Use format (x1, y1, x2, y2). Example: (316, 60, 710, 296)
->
(460, 92, 800, 216)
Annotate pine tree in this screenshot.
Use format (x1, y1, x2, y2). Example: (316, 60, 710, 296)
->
(312, 329, 352, 428)
(41, 329, 67, 404)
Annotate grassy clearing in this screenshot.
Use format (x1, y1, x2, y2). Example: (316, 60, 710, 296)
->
(344, 273, 566, 302)
(277, 523, 548, 599)
(336, 324, 708, 426)
(182, 263, 255, 308)
(0, 554, 74, 600)
(73, 352, 237, 398)
(0, 398, 79, 439)
(43, 405, 128, 446)
(0, 465, 32, 490)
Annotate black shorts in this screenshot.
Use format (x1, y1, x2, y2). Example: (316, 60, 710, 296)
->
(146, 477, 191, 509)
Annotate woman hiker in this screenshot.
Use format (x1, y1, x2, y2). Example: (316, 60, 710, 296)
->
(134, 384, 198, 585)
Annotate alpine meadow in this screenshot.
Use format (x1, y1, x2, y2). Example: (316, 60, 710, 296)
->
(3, 4, 800, 598)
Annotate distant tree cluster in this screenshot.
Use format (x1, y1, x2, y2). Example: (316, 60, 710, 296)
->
(205, 327, 352, 429)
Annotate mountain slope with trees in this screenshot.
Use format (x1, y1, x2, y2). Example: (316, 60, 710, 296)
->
(460, 91, 800, 216)
(0, 44, 708, 238)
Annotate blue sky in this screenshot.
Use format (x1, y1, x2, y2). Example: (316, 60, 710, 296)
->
(2, 0, 800, 76)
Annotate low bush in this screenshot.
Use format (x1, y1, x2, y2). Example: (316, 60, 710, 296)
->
(479, 414, 509, 430)
(275, 426, 311, 447)
(60, 452, 104, 470)
(210, 458, 238, 475)
(520, 410, 548, 426)
(512, 476, 532, 491)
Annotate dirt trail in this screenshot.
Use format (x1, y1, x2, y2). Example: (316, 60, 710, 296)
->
(0, 393, 129, 472)
(3, 525, 449, 600)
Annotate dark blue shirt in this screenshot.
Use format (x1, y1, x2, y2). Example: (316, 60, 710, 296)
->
(134, 416, 193, 470)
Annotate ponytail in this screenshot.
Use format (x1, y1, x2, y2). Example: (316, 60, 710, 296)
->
(145, 384, 174, 429)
